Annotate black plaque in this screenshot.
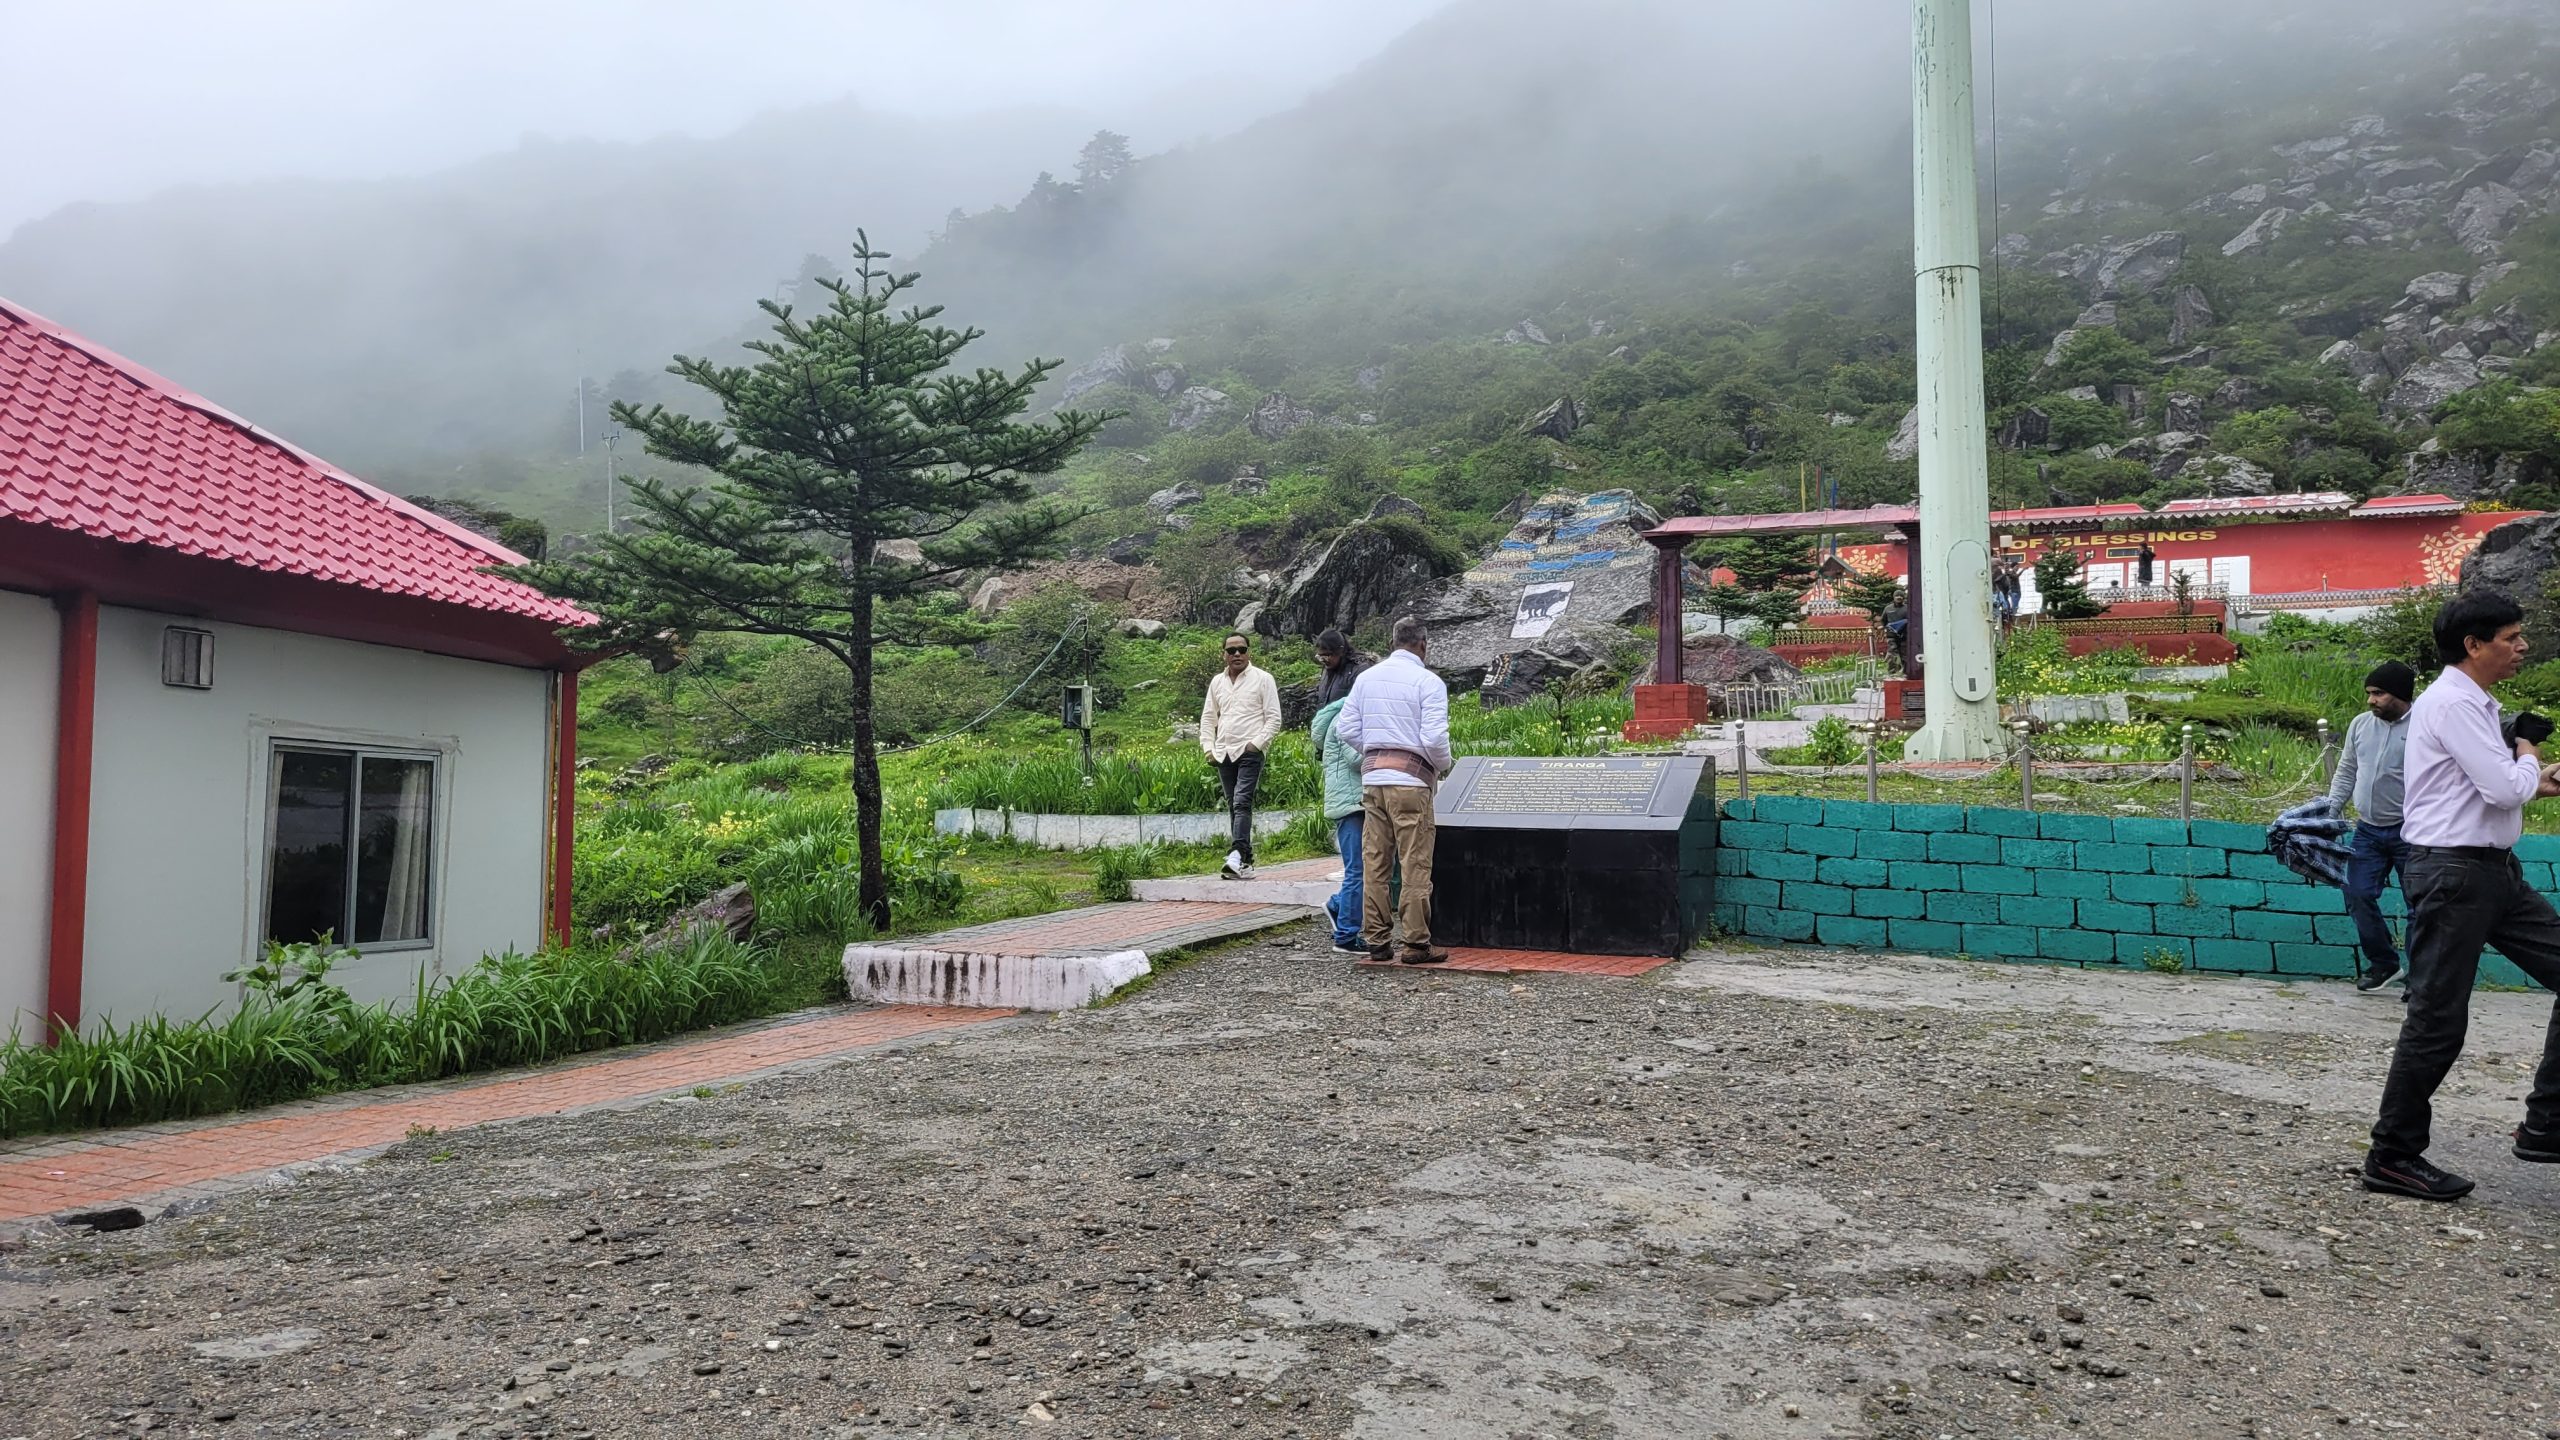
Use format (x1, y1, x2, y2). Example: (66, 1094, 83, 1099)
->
(1452, 757, 1672, 818)
(1430, 755, 1716, 957)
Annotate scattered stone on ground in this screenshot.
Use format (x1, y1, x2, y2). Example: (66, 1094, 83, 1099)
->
(13, 937, 2550, 1437)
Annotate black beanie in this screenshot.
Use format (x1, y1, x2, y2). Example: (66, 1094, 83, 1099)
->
(2366, 661, 2416, 704)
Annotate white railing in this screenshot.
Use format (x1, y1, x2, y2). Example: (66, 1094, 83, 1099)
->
(1722, 656, 1885, 720)
(2230, 585, 2448, 614)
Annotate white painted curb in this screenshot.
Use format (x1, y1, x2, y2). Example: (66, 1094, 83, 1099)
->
(841, 944, 1153, 1011)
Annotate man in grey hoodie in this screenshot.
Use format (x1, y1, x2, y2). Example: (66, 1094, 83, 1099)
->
(2331, 661, 2415, 992)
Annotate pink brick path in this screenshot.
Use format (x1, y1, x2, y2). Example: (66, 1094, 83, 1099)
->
(0, 1005, 1000, 1225)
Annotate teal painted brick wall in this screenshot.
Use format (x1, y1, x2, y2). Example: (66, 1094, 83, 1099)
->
(1818, 857, 1891, 887)
(1927, 832, 2002, 864)
(1965, 808, 2040, 838)
(1784, 882, 1857, 917)
(2077, 842, 2154, 873)
(2040, 928, 2115, 964)
(1892, 803, 1968, 832)
(1706, 799, 2380, 981)
(1790, 824, 1860, 858)
(1855, 888, 1927, 919)
(1818, 915, 1892, 948)
(1960, 865, 2037, 896)
(1857, 829, 1929, 861)
(1824, 800, 1894, 830)
(2037, 812, 2113, 842)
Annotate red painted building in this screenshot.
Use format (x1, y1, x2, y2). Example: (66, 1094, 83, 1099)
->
(1834, 493, 2524, 609)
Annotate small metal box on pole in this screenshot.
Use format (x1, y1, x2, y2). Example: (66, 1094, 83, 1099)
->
(1061, 684, 1097, 776)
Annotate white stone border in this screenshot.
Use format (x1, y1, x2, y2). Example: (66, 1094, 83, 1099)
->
(932, 807, 1305, 850)
(842, 944, 1151, 1012)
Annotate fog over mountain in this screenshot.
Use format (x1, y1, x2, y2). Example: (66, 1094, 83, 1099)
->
(2, 0, 2554, 521)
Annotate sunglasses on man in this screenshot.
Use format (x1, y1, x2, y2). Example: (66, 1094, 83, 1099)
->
(1225, 645, 1249, 655)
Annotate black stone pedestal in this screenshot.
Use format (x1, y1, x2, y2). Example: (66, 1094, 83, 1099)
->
(1429, 756, 1716, 957)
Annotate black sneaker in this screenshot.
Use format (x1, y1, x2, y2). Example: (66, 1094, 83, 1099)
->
(2356, 960, 2401, 993)
(2516, 1124, 2560, 1164)
(2362, 1153, 2475, 1201)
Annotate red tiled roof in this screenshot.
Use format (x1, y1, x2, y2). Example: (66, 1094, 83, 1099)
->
(0, 297, 589, 629)
(2156, 492, 2354, 519)
(2349, 493, 2467, 518)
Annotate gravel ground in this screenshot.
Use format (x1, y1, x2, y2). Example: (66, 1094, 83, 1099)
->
(4, 931, 2559, 1440)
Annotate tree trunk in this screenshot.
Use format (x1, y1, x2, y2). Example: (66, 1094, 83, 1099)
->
(847, 587, 891, 933)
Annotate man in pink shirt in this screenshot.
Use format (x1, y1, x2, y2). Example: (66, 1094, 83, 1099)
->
(2364, 592, 2560, 1201)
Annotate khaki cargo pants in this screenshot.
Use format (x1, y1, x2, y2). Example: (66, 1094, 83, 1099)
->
(1359, 784, 1435, 951)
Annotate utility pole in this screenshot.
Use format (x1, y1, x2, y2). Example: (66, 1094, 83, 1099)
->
(577, 375, 588, 457)
(601, 426, 620, 536)
(1905, 0, 2003, 760)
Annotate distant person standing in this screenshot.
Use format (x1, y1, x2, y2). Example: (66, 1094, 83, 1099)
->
(1884, 599, 1910, 670)
(1992, 557, 2020, 625)
(2328, 661, 2416, 993)
(1313, 628, 1365, 709)
(1333, 616, 1454, 965)
(1200, 632, 1281, 880)
(2136, 543, 2157, 589)
(2361, 592, 2560, 1202)
(1311, 695, 1367, 957)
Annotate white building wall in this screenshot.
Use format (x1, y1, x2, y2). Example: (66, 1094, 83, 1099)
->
(0, 590, 60, 1039)
(83, 606, 552, 1024)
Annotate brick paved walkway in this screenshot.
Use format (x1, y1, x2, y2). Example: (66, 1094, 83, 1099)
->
(0, 1005, 1001, 1227)
(1358, 947, 1674, 977)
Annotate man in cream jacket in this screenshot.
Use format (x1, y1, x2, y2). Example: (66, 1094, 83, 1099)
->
(1201, 631, 1282, 879)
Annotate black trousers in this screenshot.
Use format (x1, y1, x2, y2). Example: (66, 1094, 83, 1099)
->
(2370, 846, 2560, 1160)
(1216, 750, 1266, 864)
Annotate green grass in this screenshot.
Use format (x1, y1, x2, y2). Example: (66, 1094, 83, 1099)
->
(0, 929, 825, 1139)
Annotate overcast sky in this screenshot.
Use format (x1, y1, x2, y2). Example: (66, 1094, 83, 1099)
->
(0, 0, 1448, 234)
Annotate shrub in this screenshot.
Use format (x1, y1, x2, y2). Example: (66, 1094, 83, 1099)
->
(1800, 714, 1859, 766)
(0, 930, 796, 1138)
(1091, 843, 1167, 903)
(2128, 693, 2325, 734)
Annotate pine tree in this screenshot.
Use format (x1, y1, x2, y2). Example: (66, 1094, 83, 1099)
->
(1837, 569, 1905, 629)
(507, 233, 1108, 929)
(1074, 130, 1135, 188)
(2031, 547, 2105, 619)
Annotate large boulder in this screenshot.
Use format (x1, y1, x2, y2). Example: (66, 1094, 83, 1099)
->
(1145, 483, 1204, 519)
(2084, 233, 2186, 299)
(1520, 396, 1584, 440)
(1168, 386, 1234, 432)
(1247, 392, 1318, 441)
(2404, 271, 2469, 308)
(1884, 406, 1921, 462)
(2400, 438, 2492, 499)
(2167, 285, 2216, 348)
(641, 882, 755, 952)
(2461, 515, 2560, 647)
(2174, 454, 2277, 497)
(1480, 637, 1612, 707)
(2451, 183, 2530, 255)
(1057, 345, 1138, 406)
(1425, 490, 1706, 692)
(1634, 634, 1803, 700)
(2163, 392, 2206, 433)
(2385, 356, 2484, 416)
(2222, 207, 2294, 257)
(1262, 521, 1451, 639)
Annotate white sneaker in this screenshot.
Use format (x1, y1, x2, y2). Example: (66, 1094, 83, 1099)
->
(1234, 864, 1258, 880)
(1221, 849, 1244, 878)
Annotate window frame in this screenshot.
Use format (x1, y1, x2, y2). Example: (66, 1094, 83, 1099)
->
(256, 738, 445, 955)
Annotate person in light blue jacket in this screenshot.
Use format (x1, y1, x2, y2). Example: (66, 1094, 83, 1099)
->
(1312, 697, 1367, 955)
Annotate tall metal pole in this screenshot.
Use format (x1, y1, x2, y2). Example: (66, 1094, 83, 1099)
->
(1905, 0, 2004, 761)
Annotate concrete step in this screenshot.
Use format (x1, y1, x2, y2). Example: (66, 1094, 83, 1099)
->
(1131, 865, 1339, 908)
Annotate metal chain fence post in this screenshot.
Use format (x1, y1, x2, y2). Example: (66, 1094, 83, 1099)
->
(2015, 719, 2035, 812)
(1734, 718, 1749, 800)
(1864, 723, 1881, 804)
(2317, 717, 2337, 788)
(2179, 723, 2196, 821)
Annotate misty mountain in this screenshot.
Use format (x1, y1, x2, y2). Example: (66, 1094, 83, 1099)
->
(4, 0, 2556, 539)
(0, 100, 1093, 480)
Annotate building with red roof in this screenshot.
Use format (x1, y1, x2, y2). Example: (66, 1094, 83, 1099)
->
(1, 297, 595, 1035)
